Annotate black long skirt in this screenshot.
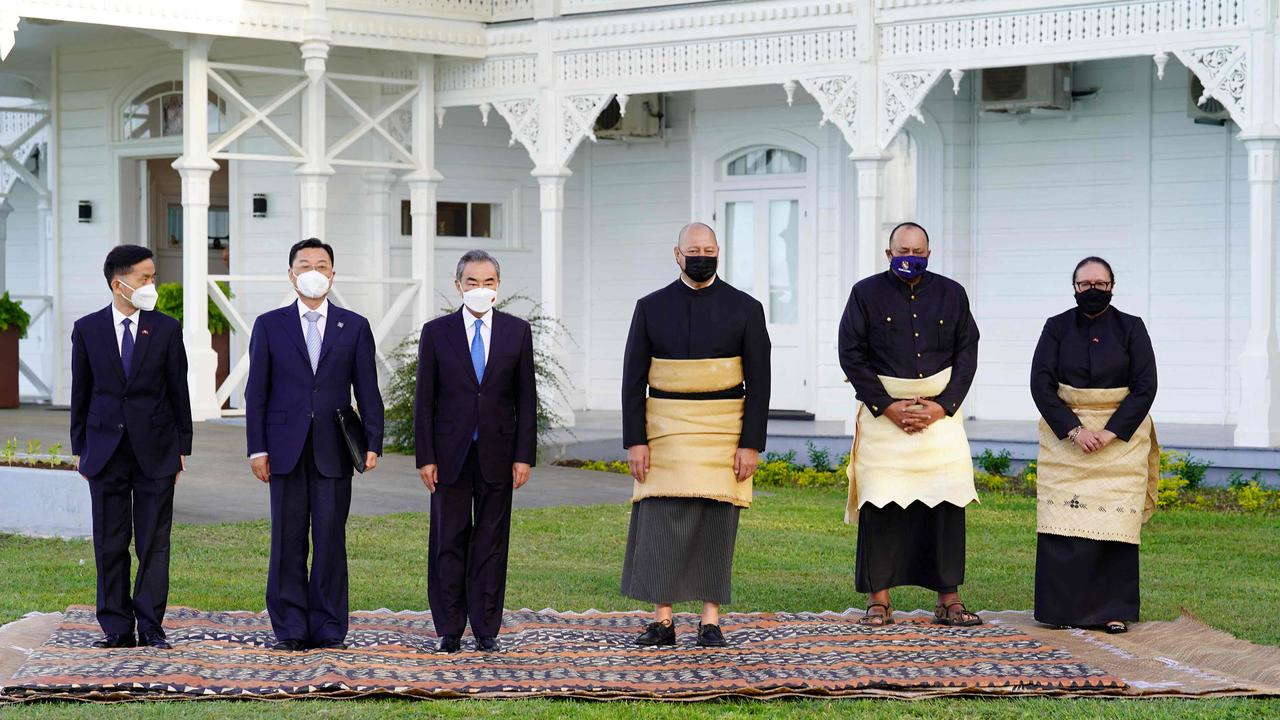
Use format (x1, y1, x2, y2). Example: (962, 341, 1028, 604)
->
(1034, 533, 1139, 626)
(855, 500, 966, 594)
(620, 497, 741, 605)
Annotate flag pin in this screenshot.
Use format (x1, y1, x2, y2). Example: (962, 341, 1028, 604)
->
(141, 329, 150, 336)
(337, 321, 344, 328)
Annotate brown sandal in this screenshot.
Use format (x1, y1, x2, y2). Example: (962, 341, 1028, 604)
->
(933, 601, 982, 627)
(858, 602, 894, 627)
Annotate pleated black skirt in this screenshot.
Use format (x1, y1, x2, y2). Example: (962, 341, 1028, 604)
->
(620, 497, 741, 605)
(1034, 533, 1139, 627)
(855, 500, 966, 593)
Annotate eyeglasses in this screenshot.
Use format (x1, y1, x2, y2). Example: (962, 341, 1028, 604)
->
(1074, 281, 1113, 292)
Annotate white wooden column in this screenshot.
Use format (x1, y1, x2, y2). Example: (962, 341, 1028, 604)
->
(405, 55, 442, 329)
(1236, 131, 1280, 447)
(171, 35, 222, 421)
(0, 201, 10, 293)
(297, 4, 332, 241)
(364, 171, 394, 314)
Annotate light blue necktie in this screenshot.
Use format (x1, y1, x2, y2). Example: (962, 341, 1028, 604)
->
(471, 318, 486, 439)
(304, 311, 322, 372)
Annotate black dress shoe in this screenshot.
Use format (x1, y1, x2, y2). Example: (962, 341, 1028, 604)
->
(311, 640, 348, 650)
(271, 639, 308, 652)
(635, 620, 676, 646)
(91, 633, 136, 649)
(475, 636, 499, 652)
(438, 635, 462, 653)
(138, 631, 172, 649)
(696, 623, 727, 648)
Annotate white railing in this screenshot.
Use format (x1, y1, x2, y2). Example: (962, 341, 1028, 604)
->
(206, 276, 422, 416)
(11, 294, 52, 402)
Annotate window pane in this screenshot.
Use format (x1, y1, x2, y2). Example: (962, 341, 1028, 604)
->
(437, 202, 467, 236)
(768, 199, 799, 324)
(208, 206, 229, 249)
(726, 148, 806, 176)
(471, 203, 493, 238)
(400, 200, 412, 235)
(724, 202, 754, 294)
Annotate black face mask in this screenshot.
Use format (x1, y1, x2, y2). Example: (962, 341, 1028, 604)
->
(1075, 288, 1112, 315)
(681, 254, 717, 283)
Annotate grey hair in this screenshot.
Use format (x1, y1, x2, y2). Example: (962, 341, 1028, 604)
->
(455, 249, 501, 282)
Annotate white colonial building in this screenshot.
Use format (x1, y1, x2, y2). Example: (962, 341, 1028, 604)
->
(1, 0, 1277, 447)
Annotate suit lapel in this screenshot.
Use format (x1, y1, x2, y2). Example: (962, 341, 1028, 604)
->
(125, 310, 156, 387)
(479, 311, 510, 389)
(316, 304, 345, 370)
(282, 301, 312, 368)
(447, 309, 480, 387)
(98, 306, 128, 387)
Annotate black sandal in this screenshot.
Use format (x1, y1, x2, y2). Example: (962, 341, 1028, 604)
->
(1104, 621, 1129, 634)
(933, 600, 983, 627)
(858, 602, 894, 627)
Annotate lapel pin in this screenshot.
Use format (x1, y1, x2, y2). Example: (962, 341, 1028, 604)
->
(337, 321, 344, 328)
(141, 329, 150, 336)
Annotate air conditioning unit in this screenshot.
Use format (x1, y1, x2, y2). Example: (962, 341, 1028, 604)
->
(1188, 72, 1230, 126)
(980, 64, 1073, 114)
(594, 94, 664, 139)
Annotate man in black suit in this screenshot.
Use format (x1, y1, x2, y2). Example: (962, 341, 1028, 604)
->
(70, 244, 192, 649)
(245, 238, 384, 652)
(415, 249, 537, 653)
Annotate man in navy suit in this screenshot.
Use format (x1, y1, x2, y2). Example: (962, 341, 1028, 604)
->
(70, 244, 192, 649)
(415, 250, 536, 653)
(245, 238, 384, 652)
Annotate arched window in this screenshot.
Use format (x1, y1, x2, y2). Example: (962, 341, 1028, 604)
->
(725, 147, 806, 176)
(122, 81, 227, 140)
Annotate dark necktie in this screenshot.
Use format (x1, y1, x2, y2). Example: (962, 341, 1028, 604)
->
(120, 318, 134, 380)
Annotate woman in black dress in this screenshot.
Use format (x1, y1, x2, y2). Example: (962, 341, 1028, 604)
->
(1029, 256, 1158, 634)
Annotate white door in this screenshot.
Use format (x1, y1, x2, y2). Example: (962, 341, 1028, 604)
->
(716, 189, 812, 412)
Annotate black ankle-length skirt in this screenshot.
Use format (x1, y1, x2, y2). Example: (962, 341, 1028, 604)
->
(620, 497, 741, 605)
(855, 500, 966, 594)
(1034, 533, 1139, 627)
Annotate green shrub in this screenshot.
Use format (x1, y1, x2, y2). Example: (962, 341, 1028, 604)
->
(0, 292, 31, 338)
(154, 282, 234, 335)
(581, 459, 628, 474)
(1234, 482, 1280, 514)
(974, 470, 1008, 493)
(1157, 475, 1189, 510)
(805, 441, 833, 472)
(1161, 449, 1212, 489)
(976, 448, 1012, 476)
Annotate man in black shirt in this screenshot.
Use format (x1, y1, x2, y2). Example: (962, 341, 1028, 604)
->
(837, 222, 982, 627)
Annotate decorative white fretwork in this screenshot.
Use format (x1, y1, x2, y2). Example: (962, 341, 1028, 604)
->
(881, 0, 1246, 58)
(558, 29, 857, 87)
(1174, 45, 1247, 126)
(799, 76, 858, 149)
(436, 57, 538, 95)
(493, 98, 542, 161)
(560, 94, 615, 161)
(879, 69, 944, 148)
(0, 107, 49, 198)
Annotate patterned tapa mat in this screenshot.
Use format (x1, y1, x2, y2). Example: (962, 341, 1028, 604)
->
(0, 606, 1126, 702)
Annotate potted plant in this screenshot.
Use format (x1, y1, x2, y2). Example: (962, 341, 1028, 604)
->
(0, 437, 92, 539)
(155, 282, 234, 400)
(0, 291, 32, 408)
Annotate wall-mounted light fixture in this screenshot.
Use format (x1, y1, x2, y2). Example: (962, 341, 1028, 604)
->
(78, 200, 92, 223)
(252, 193, 268, 218)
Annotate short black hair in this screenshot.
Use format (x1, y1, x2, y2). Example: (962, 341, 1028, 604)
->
(289, 238, 334, 266)
(1073, 256, 1115, 284)
(888, 221, 930, 246)
(103, 245, 154, 289)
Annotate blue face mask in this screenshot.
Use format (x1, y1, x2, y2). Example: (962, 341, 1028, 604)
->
(890, 255, 928, 280)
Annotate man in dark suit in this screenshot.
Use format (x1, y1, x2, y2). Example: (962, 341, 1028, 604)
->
(245, 238, 384, 652)
(70, 244, 192, 649)
(415, 249, 536, 653)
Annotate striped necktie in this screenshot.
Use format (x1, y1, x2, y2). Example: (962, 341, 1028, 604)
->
(304, 311, 322, 372)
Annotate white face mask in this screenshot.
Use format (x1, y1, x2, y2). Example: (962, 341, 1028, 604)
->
(294, 270, 331, 299)
(462, 287, 497, 314)
(119, 281, 158, 312)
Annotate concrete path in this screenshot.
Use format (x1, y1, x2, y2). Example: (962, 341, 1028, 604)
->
(0, 406, 633, 525)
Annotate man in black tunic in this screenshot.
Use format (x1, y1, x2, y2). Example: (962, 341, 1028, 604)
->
(838, 222, 982, 627)
(620, 222, 770, 648)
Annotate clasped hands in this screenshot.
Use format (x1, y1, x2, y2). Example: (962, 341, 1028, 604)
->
(1071, 427, 1117, 454)
(883, 397, 946, 434)
(626, 445, 758, 484)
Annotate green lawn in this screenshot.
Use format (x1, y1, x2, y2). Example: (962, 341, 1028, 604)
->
(2, 488, 1278, 718)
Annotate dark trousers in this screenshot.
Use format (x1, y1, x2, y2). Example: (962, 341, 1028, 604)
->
(87, 434, 175, 637)
(266, 433, 352, 644)
(855, 500, 966, 594)
(428, 443, 513, 638)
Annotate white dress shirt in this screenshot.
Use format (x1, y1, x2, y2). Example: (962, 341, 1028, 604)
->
(462, 306, 493, 365)
(680, 274, 716, 291)
(297, 298, 330, 342)
(111, 304, 141, 356)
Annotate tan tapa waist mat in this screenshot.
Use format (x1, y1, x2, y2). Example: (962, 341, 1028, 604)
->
(636, 356, 751, 508)
(1036, 384, 1160, 545)
(843, 367, 977, 522)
